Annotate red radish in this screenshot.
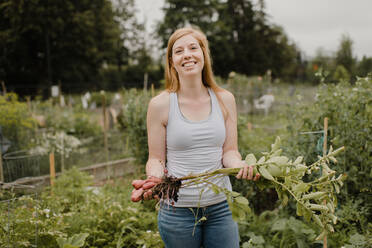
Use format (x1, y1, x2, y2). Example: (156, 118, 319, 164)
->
(142, 181, 156, 190)
(132, 179, 145, 189)
(131, 188, 144, 202)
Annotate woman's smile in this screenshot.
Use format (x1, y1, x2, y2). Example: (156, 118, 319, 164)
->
(172, 34, 204, 76)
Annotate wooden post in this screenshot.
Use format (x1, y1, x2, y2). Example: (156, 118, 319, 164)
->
(61, 132, 65, 172)
(49, 152, 56, 186)
(143, 72, 148, 91)
(151, 83, 155, 97)
(102, 94, 109, 162)
(323, 117, 328, 158)
(1, 81, 6, 95)
(322, 117, 328, 248)
(247, 122, 253, 132)
(0, 148, 4, 182)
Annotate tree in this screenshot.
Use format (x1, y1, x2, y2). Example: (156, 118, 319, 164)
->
(156, 0, 300, 79)
(356, 56, 372, 77)
(0, 0, 142, 96)
(335, 34, 356, 78)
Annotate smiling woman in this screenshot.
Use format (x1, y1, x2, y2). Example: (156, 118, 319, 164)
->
(130, 26, 260, 248)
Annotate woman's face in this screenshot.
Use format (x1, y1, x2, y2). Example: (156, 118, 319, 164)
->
(171, 34, 204, 78)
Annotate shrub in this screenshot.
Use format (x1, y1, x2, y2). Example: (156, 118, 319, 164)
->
(285, 76, 371, 236)
(117, 89, 152, 165)
(0, 93, 36, 151)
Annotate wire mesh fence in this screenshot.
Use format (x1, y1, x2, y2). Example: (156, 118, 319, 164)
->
(2, 151, 46, 183)
(1, 130, 129, 183)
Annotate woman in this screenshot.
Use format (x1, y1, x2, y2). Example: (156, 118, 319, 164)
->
(135, 27, 260, 248)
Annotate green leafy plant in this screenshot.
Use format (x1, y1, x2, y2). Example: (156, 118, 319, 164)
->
(1, 168, 162, 247)
(240, 210, 318, 248)
(56, 233, 89, 248)
(142, 137, 346, 241)
(285, 75, 371, 242)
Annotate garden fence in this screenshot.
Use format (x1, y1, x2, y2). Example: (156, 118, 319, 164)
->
(1, 130, 129, 183)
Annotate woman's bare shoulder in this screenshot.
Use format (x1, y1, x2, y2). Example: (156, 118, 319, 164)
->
(215, 88, 235, 104)
(149, 91, 170, 110)
(148, 91, 170, 124)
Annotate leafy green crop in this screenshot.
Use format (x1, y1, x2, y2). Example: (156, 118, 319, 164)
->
(177, 137, 346, 241)
(0, 168, 162, 247)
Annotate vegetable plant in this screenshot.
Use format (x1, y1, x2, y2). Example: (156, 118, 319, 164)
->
(131, 137, 346, 240)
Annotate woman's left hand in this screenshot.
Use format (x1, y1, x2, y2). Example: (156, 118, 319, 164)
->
(236, 163, 260, 181)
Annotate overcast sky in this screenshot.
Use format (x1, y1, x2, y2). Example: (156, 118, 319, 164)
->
(135, 0, 372, 59)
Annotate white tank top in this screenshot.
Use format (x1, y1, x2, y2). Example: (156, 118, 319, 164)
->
(166, 88, 232, 207)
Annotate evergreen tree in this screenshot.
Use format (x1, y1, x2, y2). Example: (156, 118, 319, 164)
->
(0, 0, 142, 96)
(335, 34, 356, 77)
(156, 0, 300, 79)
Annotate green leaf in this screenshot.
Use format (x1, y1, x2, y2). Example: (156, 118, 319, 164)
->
(302, 192, 327, 200)
(250, 234, 265, 244)
(281, 193, 289, 207)
(296, 202, 303, 216)
(308, 204, 329, 212)
(271, 136, 281, 151)
(245, 153, 257, 165)
(312, 214, 324, 228)
(266, 164, 283, 177)
(326, 224, 334, 233)
(235, 196, 249, 205)
(267, 156, 288, 166)
(69, 233, 89, 247)
(271, 218, 286, 231)
(56, 238, 66, 248)
(257, 156, 265, 163)
(293, 156, 303, 165)
(292, 183, 310, 194)
(230, 191, 240, 197)
(315, 230, 327, 241)
(303, 209, 312, 222)
(349, 233, 366, 245)
(271, 148, 282, 157)
(258, 167, 274, 181)
(333, 183, 340, 194)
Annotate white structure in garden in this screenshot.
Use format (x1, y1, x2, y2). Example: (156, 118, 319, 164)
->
(81, 92, 91, 109)
(254, 94, 275, 116)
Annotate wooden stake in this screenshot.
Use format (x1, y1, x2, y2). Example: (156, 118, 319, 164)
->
(323, 117, 328, 248)
(247, 122, 253, 132)
(323, 117, 328, 157)
(49, 152, 56, 186)
(61, 132, 65, 172)
(143, 72, 148, 91)
(0, 148, 4, 182)
(1, 81, 6, 95)
(102, 94, 109, 162)
(151, 83, 155, 97)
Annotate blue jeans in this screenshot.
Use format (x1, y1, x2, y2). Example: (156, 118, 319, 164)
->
(158, 200, 239, 248)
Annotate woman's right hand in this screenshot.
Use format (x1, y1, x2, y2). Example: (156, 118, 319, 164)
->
(130, 177, 163, 202)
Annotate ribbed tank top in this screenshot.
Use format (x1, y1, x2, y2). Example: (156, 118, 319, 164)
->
(166, 88, 232, 207)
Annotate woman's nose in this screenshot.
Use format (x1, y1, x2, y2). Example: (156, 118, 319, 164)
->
(183, 49, 192, 59)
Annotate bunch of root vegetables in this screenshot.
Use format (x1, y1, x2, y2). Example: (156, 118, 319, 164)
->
(131, 137, 346, 240)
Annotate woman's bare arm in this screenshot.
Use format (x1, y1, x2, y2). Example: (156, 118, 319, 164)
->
(145, 91, 169, 179)
(219, 89, 260, 180)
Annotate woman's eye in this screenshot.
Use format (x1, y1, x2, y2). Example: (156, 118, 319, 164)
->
(175, 50, 182, 54)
